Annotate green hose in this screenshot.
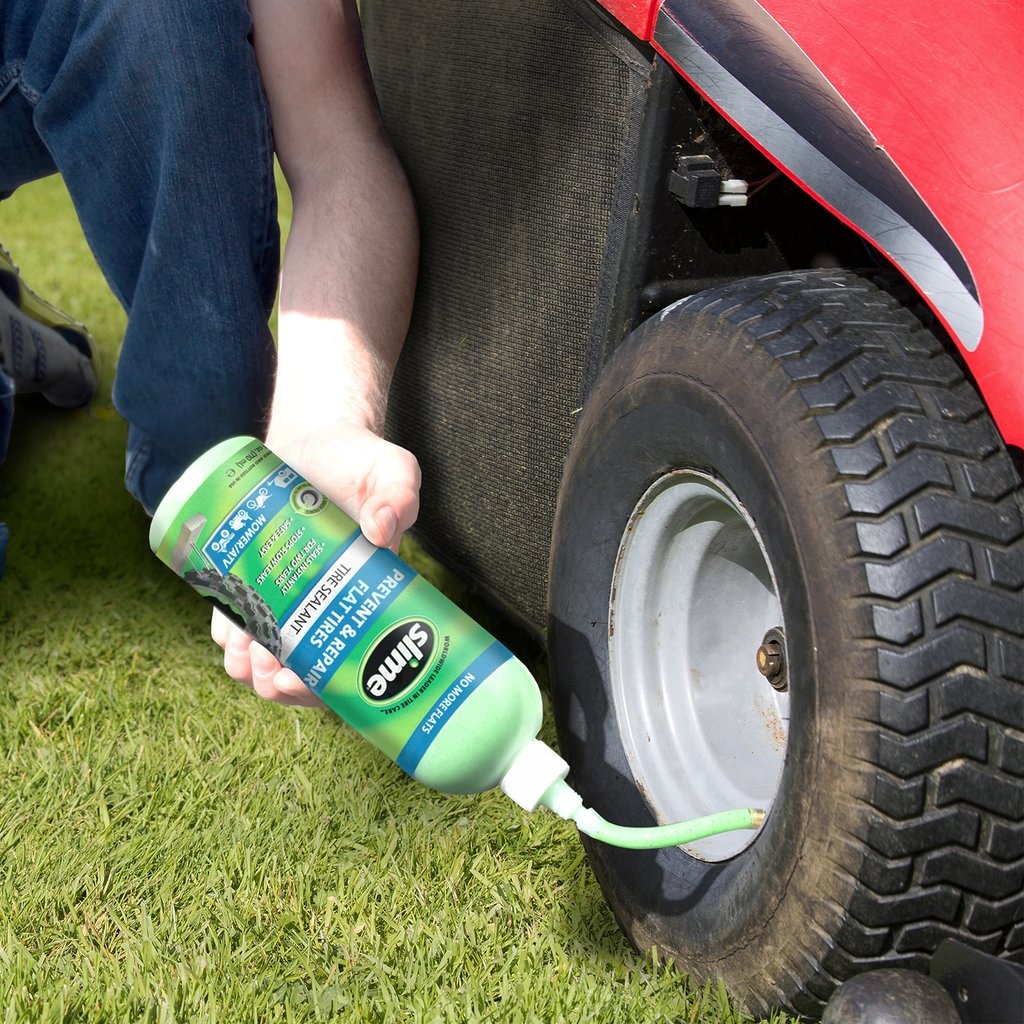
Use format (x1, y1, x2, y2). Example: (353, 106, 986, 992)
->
(572, 805, 764, 849)
(539, 776, 765, 850)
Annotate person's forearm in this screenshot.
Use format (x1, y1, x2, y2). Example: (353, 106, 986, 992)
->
(249, 0, 418, 438)
(271, 158, 418, 438)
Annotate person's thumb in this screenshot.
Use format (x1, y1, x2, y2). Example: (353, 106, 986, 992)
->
(359, 502, 400, 550)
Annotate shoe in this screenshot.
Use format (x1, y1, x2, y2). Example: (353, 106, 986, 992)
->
(0, 243, 99, 408)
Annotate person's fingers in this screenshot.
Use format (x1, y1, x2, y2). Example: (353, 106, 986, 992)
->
(359, 502, 400, 551)
(358, 475, 420, 552)
(250, 642, 323, 706)
(209, 431, 422, 701)
(210, 607, 231, 648)
(249, 641, 284, 701)
(272, 667, 323, 706)
(221, 622, 256, 686)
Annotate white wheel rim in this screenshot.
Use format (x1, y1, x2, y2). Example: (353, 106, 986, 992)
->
(608, 470, 789, 861)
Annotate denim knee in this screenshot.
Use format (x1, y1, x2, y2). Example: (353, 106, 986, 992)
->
(19, 0, 261, 98)
(28, 0, 279, 307)
(5, 0, 280, 517)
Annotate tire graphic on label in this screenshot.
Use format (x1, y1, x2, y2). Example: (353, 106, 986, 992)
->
(184, 568, 283, 659)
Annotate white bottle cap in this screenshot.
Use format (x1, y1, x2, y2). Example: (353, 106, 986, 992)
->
(500, 738, 582, 817)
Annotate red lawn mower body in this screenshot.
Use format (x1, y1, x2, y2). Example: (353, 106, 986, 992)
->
(610, 0, 1022, 446)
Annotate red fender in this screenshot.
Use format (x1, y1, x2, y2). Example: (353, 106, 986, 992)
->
(601, 0, 1023, 446)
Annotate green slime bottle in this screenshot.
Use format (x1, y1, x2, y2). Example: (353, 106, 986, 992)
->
(150, 436, 763, 849)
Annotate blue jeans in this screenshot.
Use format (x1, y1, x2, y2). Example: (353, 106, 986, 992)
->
(0, 0, 280, 513)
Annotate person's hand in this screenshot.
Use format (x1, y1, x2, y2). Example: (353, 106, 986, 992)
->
(211, 421, 421, 705)
(264, 419, 421, 554)
(211, 609, 325, 706)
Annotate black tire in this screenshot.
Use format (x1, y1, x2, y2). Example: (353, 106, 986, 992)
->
(547, 269, 1024, 1019)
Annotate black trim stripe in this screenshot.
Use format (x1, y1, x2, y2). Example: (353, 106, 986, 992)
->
(654, 0, 982, 350)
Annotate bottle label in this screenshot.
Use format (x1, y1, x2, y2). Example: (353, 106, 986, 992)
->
(150, 438, 510, 773)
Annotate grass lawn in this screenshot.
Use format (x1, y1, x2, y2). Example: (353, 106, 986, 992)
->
(0, 175, 789, 1024)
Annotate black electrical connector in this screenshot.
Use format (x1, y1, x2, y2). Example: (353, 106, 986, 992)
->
(669, 155, 721, 209)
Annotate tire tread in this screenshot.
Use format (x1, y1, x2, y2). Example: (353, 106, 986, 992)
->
(691, 270, 1023, 993)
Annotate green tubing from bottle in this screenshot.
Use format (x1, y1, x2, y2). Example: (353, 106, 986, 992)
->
(535, 776, 764, 850)
(571, 805, 765, 850)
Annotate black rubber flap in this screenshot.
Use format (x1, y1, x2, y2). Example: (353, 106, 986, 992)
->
(362, 0, 651, 634)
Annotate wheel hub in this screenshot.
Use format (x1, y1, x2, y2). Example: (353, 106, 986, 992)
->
(608, 470, 789, 861)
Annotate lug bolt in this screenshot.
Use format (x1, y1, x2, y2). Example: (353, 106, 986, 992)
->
(756, 629, 788, 691)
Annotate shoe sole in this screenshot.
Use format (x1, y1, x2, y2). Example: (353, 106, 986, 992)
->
(0, 243, 100, 407)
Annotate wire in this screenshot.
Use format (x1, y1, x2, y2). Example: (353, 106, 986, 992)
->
(745, 169, 782, 200)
